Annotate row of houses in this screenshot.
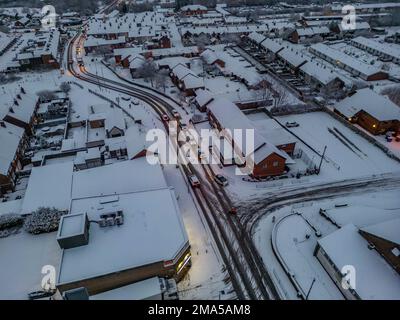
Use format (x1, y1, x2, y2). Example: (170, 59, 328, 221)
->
(1, 30, 61, 73)
(315, 219, 400, 300)
(309, 43, 388, 81)
(0, 88, 39, 194)
(350, 36, 400, 65)
(247, 33, 347, 95)
(169, 63, 204, 96)
(200, 48, 268, 90)
(198, 94, 296, 178)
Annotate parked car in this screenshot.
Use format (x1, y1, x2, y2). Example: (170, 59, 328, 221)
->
(214, 174, 228, 186)
(180, 123, 188, 130)
(313, 96, 326, 106)
(188, 174, 200, 188)
(285, 121, 299, 128)
(28, 290, 55, 300)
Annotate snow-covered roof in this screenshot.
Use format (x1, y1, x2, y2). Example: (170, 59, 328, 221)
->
(87, 12, 172, 37)
(351, 36, 400, 61)
(317, 224, 400, 300)
(21, 162, 74, 214)
(125, 125, 149, 159)
(310, 43, 386, 79)
(0, 33, 16, 55)
(248, 32, 267, 44)
(195, 88, 214, 107)
(0, 122, 24, 176)
(84, 36, 126, 48)
(200, 48, 220, 64)
(201, 48, 263, 87)
(105, 107, 125, 132)
(331, 2, 400, 11)
(300, 59, 343, 85)
(254, 118, 297, 147)
(149, 46, 199, 58)
(295, 26, 330, 37)
(338, 21, 370, 32)
(71, 158, 167, 199)
(16, 30, 60, 62)
(278, 46, 308, 68)
(258, 37, 285, 54)
(180, 5, 207, 12)
(128, 55, 145, 68)
(182, 73, 204, 89)
(157, 56, 190, 69)
(224, 16, 247, 24)
(0, 92, 37, 125)
(207, 97, 288, 163)
(361, 218, 400, 245)
(90, 277, 162, 300)
(15, 17, 30, 25)
(171, 63, 204, 89)
(58, 187, 189, 285)
(180, 24, 270, 36)
(74, 147, 101, 165)
(335, 88, 400, 121)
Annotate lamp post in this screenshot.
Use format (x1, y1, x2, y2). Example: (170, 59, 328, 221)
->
(306, 278, 316, 300)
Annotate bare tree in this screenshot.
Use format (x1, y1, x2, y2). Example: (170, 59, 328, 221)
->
(382, 86, 400, 107)
(37, 90, 57, 102)
(154, 70, 169, 93)
(256, 78, 273, 106)
(275, 87, 289, 107)
(134, 61, 158, 87)
(60, 82, 71, 94)
(221, 33, 241, 45)
(95, 46, 110, 58)
(194, 34, 210, 51)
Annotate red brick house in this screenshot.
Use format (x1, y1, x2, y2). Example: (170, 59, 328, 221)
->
(180, 5, 208, 16)
(207, 98, 289, 178)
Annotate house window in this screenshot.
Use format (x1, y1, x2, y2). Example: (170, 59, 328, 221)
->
(273, 161, 279, 167)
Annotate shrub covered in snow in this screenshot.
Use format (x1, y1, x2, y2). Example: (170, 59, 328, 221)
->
(24, 207, 65, 235)
(0, 213, 24, 231)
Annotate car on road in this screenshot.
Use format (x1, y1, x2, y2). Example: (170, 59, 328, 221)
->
(172, 109, 181, 119)
(188, 174, 200, 188)
(214, 174, 228, 186)
(285, 121, 299, 128)
(162, 114, 170, 122)
(229, 207, 237, 215)
(180, 122, 188, 130)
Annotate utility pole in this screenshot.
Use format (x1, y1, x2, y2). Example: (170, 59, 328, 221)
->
(306, 278, 316, 300)
(317, 145, 327, 175)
